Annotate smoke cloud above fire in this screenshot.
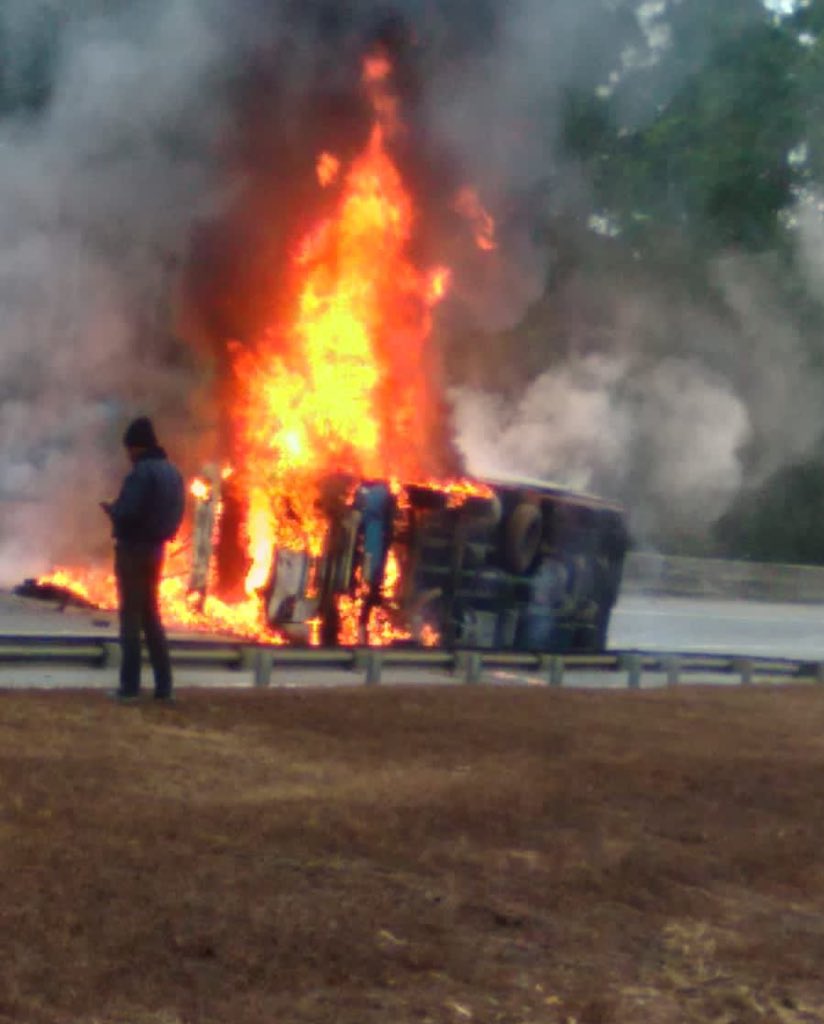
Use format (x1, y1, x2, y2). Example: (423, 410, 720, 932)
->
(0, 0, 815, 583)
(0, 0, 232, 581)
(451, 255, 822, 545)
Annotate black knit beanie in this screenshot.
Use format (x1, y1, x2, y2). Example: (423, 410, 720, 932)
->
(122, 416, 158, 449)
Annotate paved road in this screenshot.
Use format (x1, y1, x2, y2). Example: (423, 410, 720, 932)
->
(609, 594, 824, 661)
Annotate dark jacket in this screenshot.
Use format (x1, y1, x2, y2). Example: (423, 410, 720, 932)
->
(109, 447, 185, 548)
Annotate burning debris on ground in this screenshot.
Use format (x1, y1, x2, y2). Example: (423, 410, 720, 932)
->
(14, 578, 99, 611)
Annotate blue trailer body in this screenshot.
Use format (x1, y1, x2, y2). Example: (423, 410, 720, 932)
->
(266, 475, 628, 653)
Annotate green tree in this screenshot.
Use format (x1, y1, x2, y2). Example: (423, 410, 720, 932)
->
(564, 1, 806, 253)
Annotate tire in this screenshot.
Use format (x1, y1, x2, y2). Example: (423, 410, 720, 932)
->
(504, 503, 542, 575)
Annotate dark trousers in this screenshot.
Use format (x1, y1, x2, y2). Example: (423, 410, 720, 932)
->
(115, 544, 172, 697)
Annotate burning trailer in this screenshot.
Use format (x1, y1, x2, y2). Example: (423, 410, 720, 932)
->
(189, 472, 628, 653)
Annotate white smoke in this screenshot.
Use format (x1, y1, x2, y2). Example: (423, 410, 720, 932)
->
(431, 0, 823, 548)
(424, 0, 641, 330)
(451, 355, 631, 490)
(450, 240, 823, 544)
(795, 189, 824, 300)
(0, 0, 230, 583)
(710, 253, 822, 478)
(453, 353, 751, 539)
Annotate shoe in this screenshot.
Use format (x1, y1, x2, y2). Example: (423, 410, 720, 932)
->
(153, 693, 176, 705)
(107, 689, 140, 704)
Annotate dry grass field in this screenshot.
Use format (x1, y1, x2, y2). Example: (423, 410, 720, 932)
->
(2, 684, 824, 1023)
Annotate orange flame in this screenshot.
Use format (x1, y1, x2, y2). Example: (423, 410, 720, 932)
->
(40, 53, 487, 647)
(190, 477, 210, 501)
(230, 55, 451, 596)
(363, 53, 392, 84)
(316, 151, 341, 188)
(455, 185, 497, 252)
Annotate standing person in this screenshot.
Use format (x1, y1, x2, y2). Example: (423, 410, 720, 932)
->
(101, 416, 185, 703)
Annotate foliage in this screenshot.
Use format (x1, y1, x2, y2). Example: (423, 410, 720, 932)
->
(0, 4, 60, 118)
(563, 2, 807, 253)
(715, 456, 824, 563)
(548, 0, 824, 560)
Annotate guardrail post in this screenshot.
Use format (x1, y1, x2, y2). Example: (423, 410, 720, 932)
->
(539, 654, 564, 687)
(253, 648, 274, 688)
(664, 655, 680, 687)
(816, 662, 824, 686)
(734, 657, 753, 686)
(365, 651, 382, 686)
(101, 641, 121, 669)
(623, 653, 643, 689)
(464, 652, 483, 685)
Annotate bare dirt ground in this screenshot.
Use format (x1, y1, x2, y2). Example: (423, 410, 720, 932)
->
(2, 685, 824, 1024)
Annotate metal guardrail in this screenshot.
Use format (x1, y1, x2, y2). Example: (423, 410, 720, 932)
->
(622, 551, 824, 604)
(0, 634, 822, 689)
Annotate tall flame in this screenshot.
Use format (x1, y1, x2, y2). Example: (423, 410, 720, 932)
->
(39, 53, 469, 644)
(230, 53, 450, 594)
(455, 186, 497, 252)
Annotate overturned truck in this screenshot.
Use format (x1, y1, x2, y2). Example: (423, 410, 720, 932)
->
(255, 475, 628, 652)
